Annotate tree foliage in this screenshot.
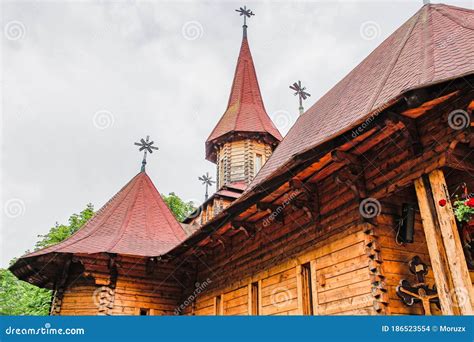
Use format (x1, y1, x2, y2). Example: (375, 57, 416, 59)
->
(163, 192, 197, 222)
(0, 204, 95, 316)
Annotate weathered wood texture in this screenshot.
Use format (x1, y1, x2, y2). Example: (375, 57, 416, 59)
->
(56, 255, 186, 316)
(216, 140, 271, 188)
(376, 200, 442, 315)
(182, 92, 473, 316)
(190, 221, 376, 316)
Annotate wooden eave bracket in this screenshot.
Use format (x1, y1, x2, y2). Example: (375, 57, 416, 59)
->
(331, 150, 367, 200)
(210, 234, 229, 249)
(289, 178, 320, 223)
(145, 257, 159, 275)
(445, 141, 474, 172)
(231, 220, 257, 238)
(386, 111, 423, 156)
(107, 254, 118, 289)
(256, 201, 284, 223)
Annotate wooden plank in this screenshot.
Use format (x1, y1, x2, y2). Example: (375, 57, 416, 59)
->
(414, 176, 456, 315)
(428, 169, 474, 314)
(296, 265, 304, 315)
(310, 260, 319, 315)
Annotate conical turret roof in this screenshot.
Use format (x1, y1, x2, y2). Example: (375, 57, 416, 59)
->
(206, 33, 282, 162)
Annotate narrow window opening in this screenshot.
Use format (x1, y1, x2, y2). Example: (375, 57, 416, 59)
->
(215, 294, 223, 315)
(251, 282, 259, 315)
(254, 154, 263, 174)
(301, 262, 314, 315)
(139, 308, 150, 316)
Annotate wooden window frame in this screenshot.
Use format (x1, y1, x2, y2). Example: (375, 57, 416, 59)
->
(297, 262, 317, 315)
(248, 281, 260, 315)
(215, 294, 223, 315)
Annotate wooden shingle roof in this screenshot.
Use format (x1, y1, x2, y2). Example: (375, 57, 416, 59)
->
(206, 33, 282, 162)
(249, 3, 474, 189)
(23, 172, 187, 258)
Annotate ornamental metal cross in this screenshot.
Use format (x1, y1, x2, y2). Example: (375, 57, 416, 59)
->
(235, 6, 255, 26)
(199, 172, 216, 201)
(134, 136, 159, 172)
(290, 80, 311, 115)
(396, 256, 440, 315)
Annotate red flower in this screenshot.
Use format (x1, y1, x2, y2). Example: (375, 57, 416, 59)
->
(439, 199, 447, 207)
(466, 198, 474, 208)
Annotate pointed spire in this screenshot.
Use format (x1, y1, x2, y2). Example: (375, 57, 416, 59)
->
(205, 8, 282, 163)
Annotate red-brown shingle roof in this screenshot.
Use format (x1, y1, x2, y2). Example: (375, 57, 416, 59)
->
(249, 4, 474, 189)
(206, 33, 283, 162)
(25, 172, 186, 258)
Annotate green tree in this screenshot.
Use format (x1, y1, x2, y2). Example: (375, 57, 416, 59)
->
(35, 204, 94, 250)
(163, 192, 197, 222)
(0, 204, 95, 316)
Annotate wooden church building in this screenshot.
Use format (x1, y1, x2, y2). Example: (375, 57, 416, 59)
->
(10, 3, 474, 316)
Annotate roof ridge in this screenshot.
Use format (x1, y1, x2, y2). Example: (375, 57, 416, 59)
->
(421, 4, 435, 84)
(432, 4, 474, 29)
(366, 8, 421, 112)
(106, 174, 144, 252)
(144, 174, 186, 242)
(245, 58, 266, 130)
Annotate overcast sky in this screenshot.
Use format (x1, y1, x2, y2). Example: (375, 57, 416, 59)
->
(1, 0, 472, 267)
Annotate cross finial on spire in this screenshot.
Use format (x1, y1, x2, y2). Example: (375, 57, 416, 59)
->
(235, 6, 255, 38)
(290, 81, 311, 115)
(134, 135, 159, 172)
(199, 172, 216, 201)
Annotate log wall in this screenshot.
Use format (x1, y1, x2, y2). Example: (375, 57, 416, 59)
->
(216, 140, 271, 188)
(377, 199, 442, 315)
(190, 217, 377, 316)
(56, 255, 186, 316)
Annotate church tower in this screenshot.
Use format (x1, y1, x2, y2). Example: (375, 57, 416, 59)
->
(206, 10, 282, 190)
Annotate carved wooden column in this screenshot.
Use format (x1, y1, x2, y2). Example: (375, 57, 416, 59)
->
(414, 169, 474, 315)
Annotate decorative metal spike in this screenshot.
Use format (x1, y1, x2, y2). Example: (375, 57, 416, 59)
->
(199, 172, 216, 201)
(134, 135, 159, 172)
(290, 80, 311, 115)
(235, 5, 255, 37)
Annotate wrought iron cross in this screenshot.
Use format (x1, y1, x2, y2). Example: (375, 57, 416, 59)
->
(396, 256, 440, 315)
(134, 136, 159, 172)
(235, 6, 254, 37)
(290, 80, 311, 115)
(199, 172, 216, 201)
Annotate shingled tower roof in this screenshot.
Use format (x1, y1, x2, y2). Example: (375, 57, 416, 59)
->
(205, 30, 283, 162)
(28, 172, 186, 257)
(10, 171, 187, 286)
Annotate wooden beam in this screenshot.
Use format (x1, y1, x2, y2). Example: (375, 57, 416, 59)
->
(256, 202, 284, 223)
(331, 150, 360, 166)
(334, 167, 367, 199)
(210, 234, 229, 249)
(414, 176, 457, 315)
(386, 111, 422, 156)
(231, 220, 256, 237)
(428, 169, 474, 314)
